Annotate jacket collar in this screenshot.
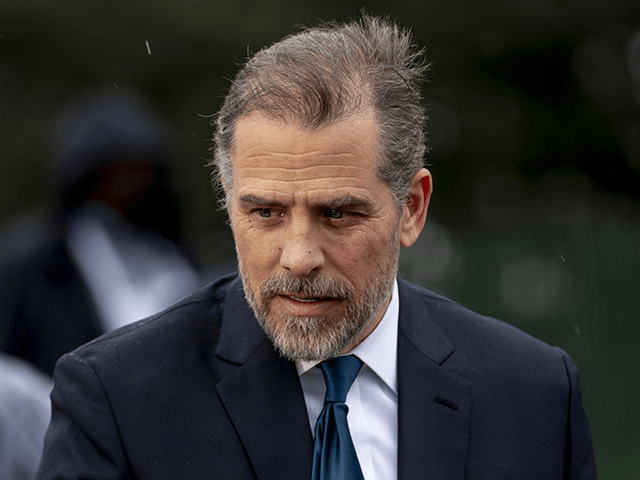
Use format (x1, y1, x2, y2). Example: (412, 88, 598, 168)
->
(214, 276, 266, 364)
(214, 275, 472, 479)
(215, 276, 314, 480)
(396, 277, 472, 479)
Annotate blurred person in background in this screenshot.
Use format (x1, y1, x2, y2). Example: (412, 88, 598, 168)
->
(0, 88, 201, 376)
(0, 352, 51, 480)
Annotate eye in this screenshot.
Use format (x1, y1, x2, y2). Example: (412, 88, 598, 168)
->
(257, 208, 274, 218)
(328, 209, 344, 219)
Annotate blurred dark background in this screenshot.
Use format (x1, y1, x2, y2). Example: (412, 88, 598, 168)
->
(1, 0, 638, 476)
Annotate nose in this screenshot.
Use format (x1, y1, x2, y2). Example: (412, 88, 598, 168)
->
(280, 219, 325, 276)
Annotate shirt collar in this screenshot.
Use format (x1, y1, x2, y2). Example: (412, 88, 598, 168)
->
(295, 279, 399, 395)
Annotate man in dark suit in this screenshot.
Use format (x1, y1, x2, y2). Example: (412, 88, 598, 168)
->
(37, 15, 597, 479)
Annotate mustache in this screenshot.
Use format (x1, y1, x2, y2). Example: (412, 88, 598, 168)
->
(258, 273, 354, 301)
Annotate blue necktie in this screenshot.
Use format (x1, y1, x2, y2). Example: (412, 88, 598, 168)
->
(311, 355, 365, 480)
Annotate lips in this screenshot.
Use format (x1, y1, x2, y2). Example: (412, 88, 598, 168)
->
(288, 296, 322, 303)
(274, 294, 342, 314)
(281, 294, 334, 303)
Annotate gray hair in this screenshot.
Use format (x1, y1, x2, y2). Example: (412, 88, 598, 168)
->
(209, 14, 430, 210)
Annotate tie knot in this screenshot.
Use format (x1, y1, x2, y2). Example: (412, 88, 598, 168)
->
(320, 355, 363, 403)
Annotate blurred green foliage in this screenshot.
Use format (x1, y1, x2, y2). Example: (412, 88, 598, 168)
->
(1, 0, 639, 476)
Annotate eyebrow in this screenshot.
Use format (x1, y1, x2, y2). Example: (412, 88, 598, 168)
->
(237, 194, 273, 207)
(237, 193, 374, 211)
(321, 195, 374, 211)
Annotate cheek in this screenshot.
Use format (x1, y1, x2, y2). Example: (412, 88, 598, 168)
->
(235, 230, 282, 275)
(329, 234, 383, 278)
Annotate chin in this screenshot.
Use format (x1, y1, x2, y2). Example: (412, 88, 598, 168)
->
(262, 312, 369, 363)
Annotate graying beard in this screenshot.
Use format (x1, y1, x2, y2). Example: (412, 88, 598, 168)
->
(267, 315, 355, 362)
(244, 271, 393, 363)
(238, 226, 399, 362)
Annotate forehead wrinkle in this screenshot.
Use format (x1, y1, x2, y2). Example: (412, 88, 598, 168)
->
(236, 152, 371, 166)
(235, 164, 374, 186)
(237, 136, 371, 157)
(235, 165, 368, 181)
(238, 179, 374, 194)
(236, 165, 370, 176)
(236, 136, 377, 163)
(237, 149, 326, 159)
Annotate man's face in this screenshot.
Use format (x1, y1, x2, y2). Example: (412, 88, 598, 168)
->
(229, 112, 403, 363)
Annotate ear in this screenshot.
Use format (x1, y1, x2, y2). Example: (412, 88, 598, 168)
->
(399, 168, 432, 248)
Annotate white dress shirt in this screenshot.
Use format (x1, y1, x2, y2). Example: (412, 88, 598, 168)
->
(296, 280, 399, 480)
(66, 203, 200, 332)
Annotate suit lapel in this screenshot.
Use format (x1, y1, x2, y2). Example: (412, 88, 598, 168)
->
(397, 279, 472, 479)
(214, 277, 472, 479)
(215, 278, 313, 480)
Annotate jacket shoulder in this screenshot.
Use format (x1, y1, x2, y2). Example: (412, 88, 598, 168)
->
(64, 273, 239, 368)
(397, 277, 570, 394)
(399, 277, 558, 355)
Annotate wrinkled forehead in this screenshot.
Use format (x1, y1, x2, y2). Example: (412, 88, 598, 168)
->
(233, 111, 378, 164)
(232, 108, 379, 157)
(230, 112, 385, 203)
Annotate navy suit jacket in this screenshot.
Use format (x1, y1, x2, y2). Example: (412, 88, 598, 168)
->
(37, 274, 597, 479)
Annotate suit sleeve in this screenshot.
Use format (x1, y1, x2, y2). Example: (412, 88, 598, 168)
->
(36, 351, 132, 480)
(557, 348, 598, 480)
